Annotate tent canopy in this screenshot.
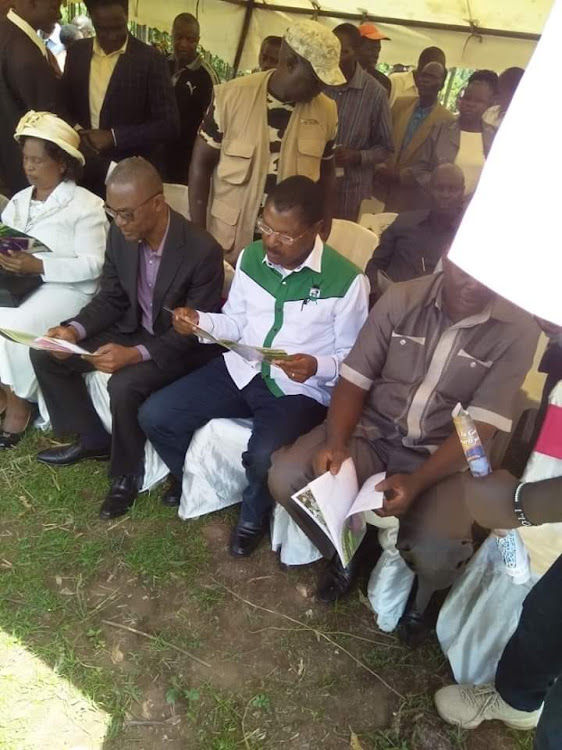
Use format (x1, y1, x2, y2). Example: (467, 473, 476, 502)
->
(132, 0, 553, 72)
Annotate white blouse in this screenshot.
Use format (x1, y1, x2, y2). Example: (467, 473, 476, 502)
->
(454, 130, 486, 197)
(1, 180, 108, 296)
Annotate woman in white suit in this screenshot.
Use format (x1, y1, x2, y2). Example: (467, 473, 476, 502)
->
(0, 111, 107, 447)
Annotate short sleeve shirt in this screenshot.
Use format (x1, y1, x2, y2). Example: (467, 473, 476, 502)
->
(340, 273, 539, 469)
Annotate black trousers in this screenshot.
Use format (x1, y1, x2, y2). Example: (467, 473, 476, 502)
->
(496, 555, 562, 750)
(30, 327, 217, 478)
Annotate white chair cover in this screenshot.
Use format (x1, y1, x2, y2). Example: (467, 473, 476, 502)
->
(163, 183, 190, 219)
(327, 219, 378, 271)
(359, 212, 398, 240)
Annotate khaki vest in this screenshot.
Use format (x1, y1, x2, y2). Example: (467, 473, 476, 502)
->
(208, 71, 338, 262)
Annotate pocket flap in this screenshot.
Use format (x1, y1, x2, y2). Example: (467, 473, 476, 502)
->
(298, 139, 325, 158)
(223, 140, 255, 159)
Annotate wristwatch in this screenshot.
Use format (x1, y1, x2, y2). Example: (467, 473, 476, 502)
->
(513, 482, 535, 527)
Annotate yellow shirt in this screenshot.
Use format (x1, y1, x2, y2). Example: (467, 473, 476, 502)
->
(7, 9, 47, 58)
(89, 36, 128, 129)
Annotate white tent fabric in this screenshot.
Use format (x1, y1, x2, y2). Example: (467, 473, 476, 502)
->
(449, 0, 562, 326)
(132, 0, 553, 71)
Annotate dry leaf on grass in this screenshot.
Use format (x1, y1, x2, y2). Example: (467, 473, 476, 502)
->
(350, 730, 364, 749)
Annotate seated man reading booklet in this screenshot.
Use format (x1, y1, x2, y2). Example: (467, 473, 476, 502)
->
(140, 176, 370, 558)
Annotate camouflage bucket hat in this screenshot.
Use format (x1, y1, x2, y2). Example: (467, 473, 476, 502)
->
(284, 20, 345, 86)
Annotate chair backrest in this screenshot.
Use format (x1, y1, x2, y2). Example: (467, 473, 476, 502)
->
(359, 212, 398, 238)
(327, 219, 379, 271)
(0, 194, 9, 216)
(164, 183, 190, 219)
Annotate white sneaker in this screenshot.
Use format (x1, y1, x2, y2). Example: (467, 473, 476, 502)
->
(435, 684, 541, 731)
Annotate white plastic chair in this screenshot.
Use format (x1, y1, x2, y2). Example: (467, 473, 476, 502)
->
(327, 219, 378, 271)
(359, 212, 398, 238)
(163, 183, 190, 219)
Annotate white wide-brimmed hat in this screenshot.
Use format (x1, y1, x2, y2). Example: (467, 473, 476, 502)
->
(14, 110, 85, 166)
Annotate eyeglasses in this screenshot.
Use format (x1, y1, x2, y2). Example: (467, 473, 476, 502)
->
(256, 217, 312, 246)
(104, 191, 163, 223)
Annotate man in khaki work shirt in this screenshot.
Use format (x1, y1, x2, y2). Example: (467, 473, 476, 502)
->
(269, 259, 539, 647)
(189, 20, 343, 264)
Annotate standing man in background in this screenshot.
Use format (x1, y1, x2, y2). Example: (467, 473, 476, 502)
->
(165, 13, 218, 186)
(389, 46, 446, 105)
(357, 22, 391, 95)
(189, 20, 342, 264)
(0, 0, 63, 194)
(258, 35, 282, 71)
(327, 24, 393, 221)
(63, 0, 179, 196)
(376, 61, 454, 212)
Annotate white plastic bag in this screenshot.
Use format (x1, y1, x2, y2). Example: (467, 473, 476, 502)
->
(366, 516, 415, 632)
(437, 535, 536, 684)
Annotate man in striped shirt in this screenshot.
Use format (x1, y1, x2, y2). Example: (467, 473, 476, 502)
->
(326, 24, 393, 221)
(140, 176, 369, 558)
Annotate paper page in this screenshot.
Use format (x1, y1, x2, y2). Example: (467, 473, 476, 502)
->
(0, 223, 51, 253)
(191, 322, 288, 364)
(308, 458, 362, 567)
(0, 328, 97, 356)
(291, 486, 331, 537)
(346, 472, 386, 518)
(34, 336, 99, 356)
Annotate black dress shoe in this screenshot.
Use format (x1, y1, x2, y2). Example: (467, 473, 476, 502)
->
(316, 555, 358, 604)
(396, 605, 432, 649)
(161, 476, 182, 507)
(229, 521, 268, 557)
(99, 475, 142, 520)
(37, 440, 110, 466)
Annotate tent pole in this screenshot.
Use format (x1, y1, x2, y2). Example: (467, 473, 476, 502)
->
(220, 0, 540, 43)
(233, 0, 255, 75)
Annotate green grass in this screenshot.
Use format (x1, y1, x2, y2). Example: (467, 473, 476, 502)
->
(0, 430, 540, 749)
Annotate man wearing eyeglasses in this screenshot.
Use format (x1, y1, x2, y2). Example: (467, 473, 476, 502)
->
(29, 157, 224, 520)
(139, 175, 369, 557)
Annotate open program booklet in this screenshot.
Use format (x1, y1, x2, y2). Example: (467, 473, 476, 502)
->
(292, 458, 385, 567)
(192, 323, 290, 363)
(0, 328, 99, 356)
(0, 223, 50, 254)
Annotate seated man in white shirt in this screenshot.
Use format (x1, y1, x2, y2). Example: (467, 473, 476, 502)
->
(139, 176, 370, 557)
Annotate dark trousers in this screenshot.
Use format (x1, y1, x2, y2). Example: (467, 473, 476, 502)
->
(138, 356, 327, 525)
(30, 327, 213, 478)
(496, 555, 562, 750)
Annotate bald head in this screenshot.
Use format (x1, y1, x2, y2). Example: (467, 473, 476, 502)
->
(105, 158, 167, 244)
(107, 157, 163, 195)
(416, 60, 447, 104)
(430, 164, 465, 216)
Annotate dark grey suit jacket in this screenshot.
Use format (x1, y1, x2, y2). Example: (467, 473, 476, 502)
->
(62, 35, 179, 163)
(0, 15, 63, 194)
(411, 119, 496, 190)
(69, 209, 224, 369)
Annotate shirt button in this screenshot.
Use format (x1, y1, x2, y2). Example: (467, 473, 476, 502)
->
(400, 339, 406, 346)
(282, 281, 287, 285)
(470, 361, 477, 368)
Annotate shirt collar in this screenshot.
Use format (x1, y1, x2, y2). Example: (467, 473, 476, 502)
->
(347, 63, 366, 90)
(142, 210, 170, 257)
(431, 273, 502, 327)
(169, 53, 203, 72)
(93, 35, 128, 58)
(262, 234, 324, 275)
(7, 9, 47, 58)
